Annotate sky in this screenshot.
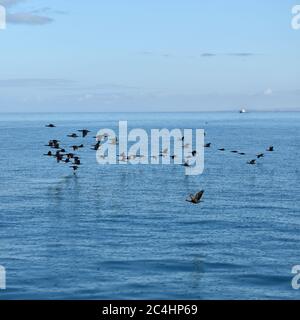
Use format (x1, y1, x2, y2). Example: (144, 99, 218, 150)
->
(0, 0, 299, 112)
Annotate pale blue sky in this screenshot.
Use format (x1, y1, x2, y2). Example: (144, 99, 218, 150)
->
(0, 0, 299, 112)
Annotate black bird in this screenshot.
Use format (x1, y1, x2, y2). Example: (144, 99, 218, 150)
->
(218, 148, 225, 151)
(68, 133, 79, 138)
(182, 161, 191, 167)
(78, 129, 90, 138)
(186, 190, 205, 204)
(52, 142, 60, 149)
(45, 139, 59, 147)
(71, 145, 79, 151)
(59, 148, 66, 153)
(46, 124, 56, 128)
(247, 159, 256, 165)
(192, 150, 197, 157)
(257, 153, 264, 159)
(231, 150, 238, 153)
(44, 151, 52, 156)
(66, 153, 75, 159)
(91, 141, 101, 150)
(204, 143, 211, 148)
(267, 146, 274, 152)
(239, 152, 246, 155)
(64, 158, 70, 163)
(45, 142, 53, 147)
(70, 165, 79, 174)
(71, 145, 83, 151)
(55, 154, 63, 163)
(74, 158, 81, 165)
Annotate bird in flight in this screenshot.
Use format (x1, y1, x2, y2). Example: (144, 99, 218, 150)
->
(54, 152, 63, 163)
(182, 161, 191, 167)
(51, 141, 60, 149)
(257, 153, 264, 159)
(267, 146, 274, 152)
(70, 144, 84, 151)
(91, 141, 101, 150)
(45, 140, 60, 148)
(186, 190, 205, 204)
(73, 157, 81, 165)
(70, 165, 79, 174)
(68, 133, 79, 138)
(44, 151, 52, 157)
(247, 159, 256, 165)
(65, 153, 75, 159)
(78, 129, 90, 138)
(46, 124, 56, 128)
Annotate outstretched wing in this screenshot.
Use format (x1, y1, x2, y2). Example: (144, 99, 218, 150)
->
(194, 190, 204, 202)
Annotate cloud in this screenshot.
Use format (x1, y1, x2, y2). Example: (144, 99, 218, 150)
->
(201, 52, 256, 57)
(93, 83, 141, 91)
(139, 51, 257, 59)
(2, 82, 300, 112)
(201, 53, 216, 57)
(0, 78, 74, 88)
(139, 51, 154, 55)
(7, 12, 53, 25)
(0, 0, 56, 25)
(227, 53, 255, 57)
(0, 0, 24, 7)
(30, 7, 67, 15)
(54, 90, 299, 112)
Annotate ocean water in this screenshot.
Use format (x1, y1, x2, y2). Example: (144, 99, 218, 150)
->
(0, 112, 299, 300)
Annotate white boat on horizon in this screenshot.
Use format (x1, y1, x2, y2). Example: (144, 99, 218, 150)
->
(239, 108, 247, 113)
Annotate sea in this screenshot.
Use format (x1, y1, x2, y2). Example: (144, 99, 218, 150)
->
(0, 112, 299, 300)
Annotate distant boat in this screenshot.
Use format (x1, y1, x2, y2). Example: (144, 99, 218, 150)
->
(239, 108, 247, 114)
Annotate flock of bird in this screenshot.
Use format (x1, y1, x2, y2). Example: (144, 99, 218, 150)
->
(44, 124, 91, 174)
(211, 143, 274, 166)
(44, 123, 275, 205)
(184, 142, 274, 204)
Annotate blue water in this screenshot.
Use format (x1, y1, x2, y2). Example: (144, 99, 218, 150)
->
(0, 112, 299, 300)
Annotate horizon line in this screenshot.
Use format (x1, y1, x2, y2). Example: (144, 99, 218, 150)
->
(0, 109, 300, 114)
